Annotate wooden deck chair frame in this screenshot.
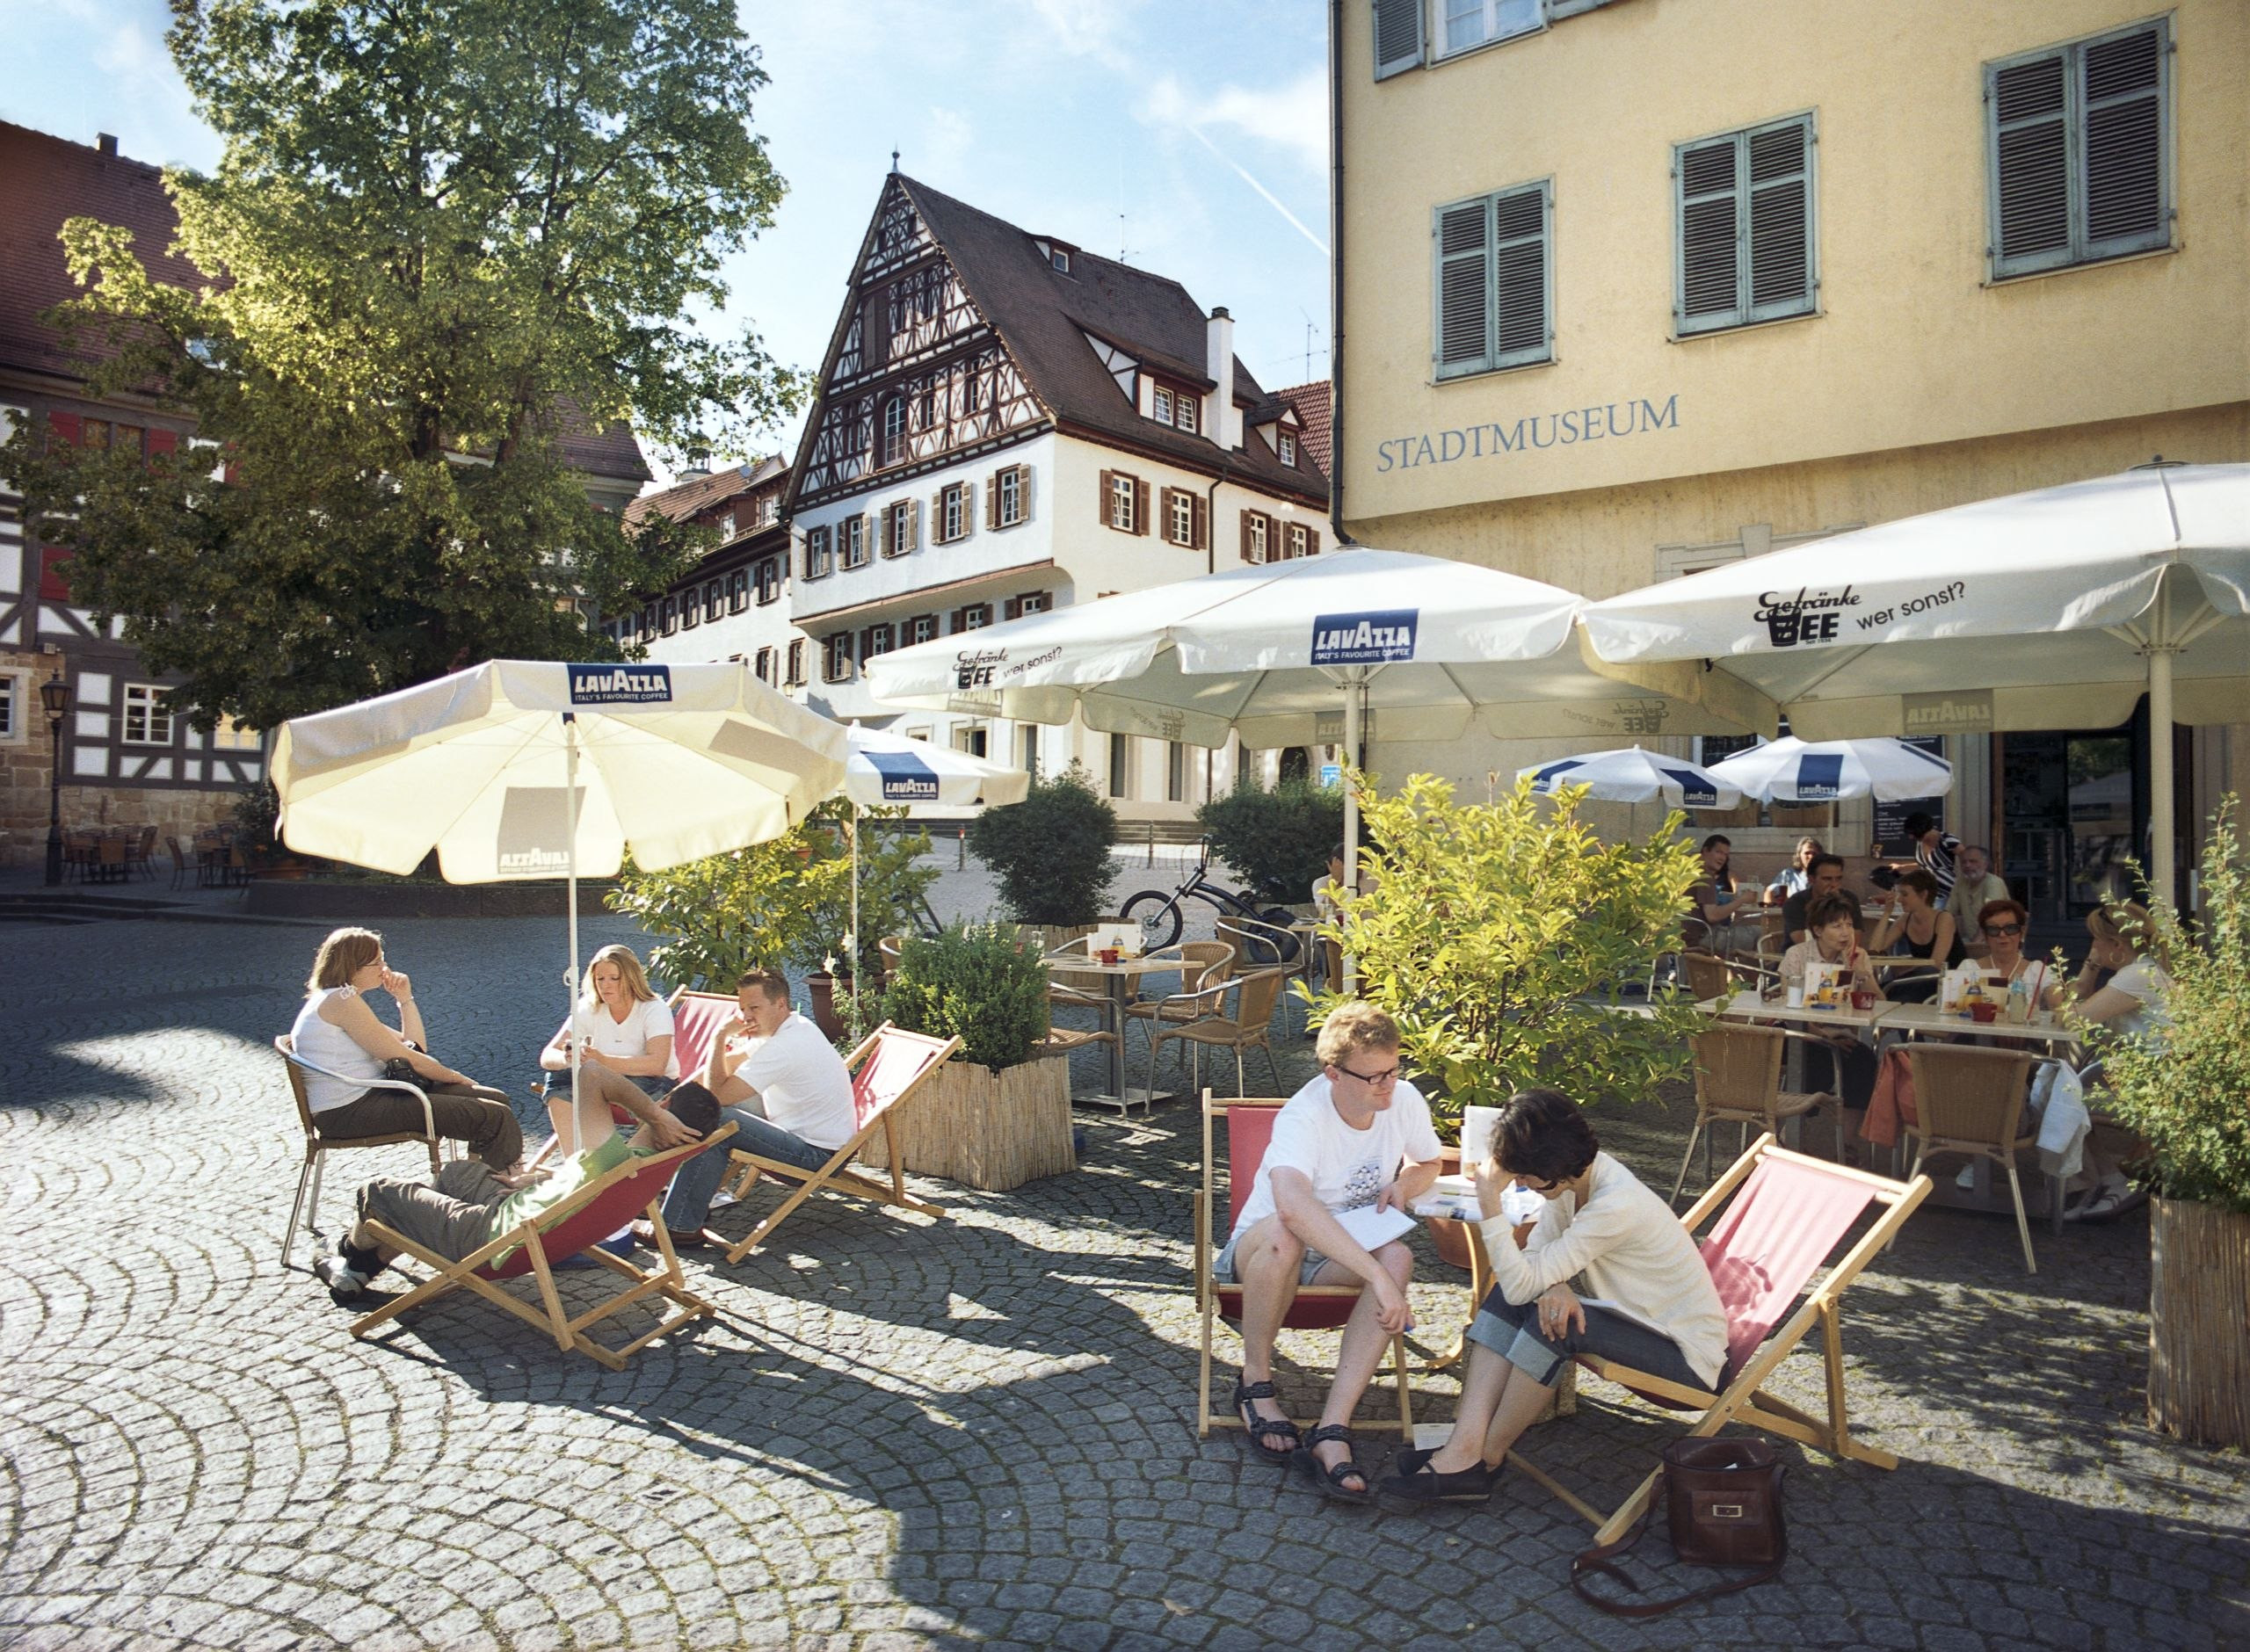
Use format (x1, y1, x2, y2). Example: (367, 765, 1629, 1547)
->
(1508, 1134, 1930, 1547)
(275, 1034, 445, 1268)
(718, 1021, 963, 1264)
(348, 1127, 735, 1371)
(1194, 1090, 1415, 1441)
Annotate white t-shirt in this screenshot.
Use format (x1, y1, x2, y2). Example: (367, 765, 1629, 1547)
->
(559, 995, 679, 1078)
(1229, 1074, 1442, 1243)
(2103, 956, 2172, 1041)
(289, 985, 386, 1112)
(732, 1012, 856, 1151)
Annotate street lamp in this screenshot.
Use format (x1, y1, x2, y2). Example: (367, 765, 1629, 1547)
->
(40, 671, 71, 887)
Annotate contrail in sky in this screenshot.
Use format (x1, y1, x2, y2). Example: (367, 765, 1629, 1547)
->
(1186, 125, 1329, 256)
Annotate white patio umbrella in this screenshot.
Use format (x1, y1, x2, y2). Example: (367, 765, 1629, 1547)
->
(837, 723, 1028, 1011)
(1705, 736, 1953, 804)
(272, 658, 850, 1100)
(1518, 745, 1745, 810)
(864, 547, 1763, 979)
(1580, 463, 2250, 897)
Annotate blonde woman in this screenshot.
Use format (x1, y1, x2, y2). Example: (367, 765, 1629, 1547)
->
(539, 945, 693, 1156)
(288, 927, 521, 1168)
(2063, 902, 2170, 1222)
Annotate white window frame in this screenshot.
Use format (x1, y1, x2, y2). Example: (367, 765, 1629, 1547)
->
(0, 668, 25, 745)
(864, 623, 893, 660)
(1245, 511, 1269, 564)
(996, 466, 1027, 528)
(841, 515, 869, 569)
(1166, 489, 1195, 547)
(1278, 431, 1297, 467)
(940, 482, 967, 543)
(1021, 592, 1049, 616)
(908, 613, 938, 646)
(1107, 473, 1136, 533)
(1153, 385, 1174, 424)
(823, 633, 854, 684)
(804, 525, 833, 579)
(1175, 393, 1199, 434)
(1436, 0, 1543, 62)
(122, 682, 173, 747)
(211, 713, 259, 751)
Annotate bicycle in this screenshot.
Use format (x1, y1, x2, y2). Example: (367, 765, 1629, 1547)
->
(1119, 838, 1304, 966)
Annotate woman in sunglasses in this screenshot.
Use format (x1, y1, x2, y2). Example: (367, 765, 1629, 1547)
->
(1973, 898, 2060, 1010)
(1375, 1089, 1725, 1506)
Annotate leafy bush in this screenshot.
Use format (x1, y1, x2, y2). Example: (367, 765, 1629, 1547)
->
(1305, 772, 1704, 1137)
(1198, 775, 1346, 903)
(882, 921, 1050, 1070)
(2082, 796, 2250, 1214)
(968, 760, 1116, 924)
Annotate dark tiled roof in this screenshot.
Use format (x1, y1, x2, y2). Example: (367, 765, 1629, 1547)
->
(1271, 380, 1332, 476)
(897, 178, 1327, 505)
(0, 120, 649, 484)
(623, 454, 787, 530)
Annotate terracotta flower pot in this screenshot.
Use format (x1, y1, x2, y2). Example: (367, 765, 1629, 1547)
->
(806, 971, 846, 1040)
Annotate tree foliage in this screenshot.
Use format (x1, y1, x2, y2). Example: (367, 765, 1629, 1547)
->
(2079, 796, 2250, 1214)
(0, 0, 802, 730)
(1305, 772, 1705, 1136)
(882, 922, 1050, 1072)
(967, 761, 1117, 924)
(1198, 774, 1346, 903)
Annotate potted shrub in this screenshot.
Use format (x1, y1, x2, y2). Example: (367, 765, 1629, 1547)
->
(2081, 796, 2250, 1448)
(1196, 774, 1346, 904)
(871, 921, 1075, 1191)
(1306, 772, 1706, 1264)
(968, 761, 1116, 927)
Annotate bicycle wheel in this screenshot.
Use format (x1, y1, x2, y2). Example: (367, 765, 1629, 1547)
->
(1120, 889, 1185, 950)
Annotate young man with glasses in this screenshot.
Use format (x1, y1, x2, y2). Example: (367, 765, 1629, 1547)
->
(1212, 1001, 1441, 1503)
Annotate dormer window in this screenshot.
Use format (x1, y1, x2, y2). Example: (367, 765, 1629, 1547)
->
(1278, 431, 1297, 467)
(1150, 378, 1201, 434)
(1051, 248, 1071, 273)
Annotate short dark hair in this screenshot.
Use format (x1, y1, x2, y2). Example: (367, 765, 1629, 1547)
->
(1492, 1089, 1600, 1186)
(1700, 834, 1731, 853)
(1809, 852, 1847, 877)
(1904, 813, 1940, 839)
(1805, 892, 1859, 932)
(736, 968, 791, 1004)
(663, 1082, 723, 1140)
(1895, 867, 1940, 902)
(1330, 842, 1347, 863)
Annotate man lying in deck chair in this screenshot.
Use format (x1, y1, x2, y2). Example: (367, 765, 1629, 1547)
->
(1376, 1088, 1728, 1506)
(316, 1083, 726, 1303)
(634, 968, 856, 1250)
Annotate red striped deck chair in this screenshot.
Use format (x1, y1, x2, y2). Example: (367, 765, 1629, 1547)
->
(347, 1126, 734, 1371)
(1508, 1134, 1930, 1545)
(718, 1021, 962, 1264)
(1194, 1091, 1415, 1440)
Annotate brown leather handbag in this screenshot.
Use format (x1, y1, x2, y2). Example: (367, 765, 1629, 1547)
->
(1571, 1438, 1787, 1618)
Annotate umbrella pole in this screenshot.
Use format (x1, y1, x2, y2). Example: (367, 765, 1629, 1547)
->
(850, 801, 861, 1032)
(2148, 644, 2177, 906)
(1342, 670, 1362, 994)
(564, 715, 583, 1115)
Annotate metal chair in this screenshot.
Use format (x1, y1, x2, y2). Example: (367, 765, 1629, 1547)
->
(273, 1034, 445, 1269)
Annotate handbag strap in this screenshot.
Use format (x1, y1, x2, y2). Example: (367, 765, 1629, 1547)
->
(1569, 1467, 1789, 1619)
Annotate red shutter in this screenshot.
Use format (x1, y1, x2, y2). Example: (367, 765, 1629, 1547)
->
(147, 428, 178, 466)
(47, 411, 82, 451)
(1132, 477, 1150, 536)
(1098, 468, 1114, 525)
(38, 549, 74, 600)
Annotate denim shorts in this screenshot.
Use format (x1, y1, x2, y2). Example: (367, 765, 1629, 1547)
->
(1466, 1286, 1705, 1389)
(1211, 1229, 1331, 1286)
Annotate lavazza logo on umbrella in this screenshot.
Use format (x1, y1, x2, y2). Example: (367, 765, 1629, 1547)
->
(568, 663, 673, 704)
(1310, 609, 1419, 665)
(1751, 586, 1860, 648)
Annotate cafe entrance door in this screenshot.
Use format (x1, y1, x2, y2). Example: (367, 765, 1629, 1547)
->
(2000, 725, 2140, 925)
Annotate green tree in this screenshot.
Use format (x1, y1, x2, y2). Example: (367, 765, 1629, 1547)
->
(968, 761, 1117, 924)
(0, 0, 801, 732)
(1307, 772, 1705, 1136)
(1197, 774, 1346, 903)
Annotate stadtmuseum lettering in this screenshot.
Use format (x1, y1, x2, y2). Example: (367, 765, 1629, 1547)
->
(1374, 395, 1679, 473)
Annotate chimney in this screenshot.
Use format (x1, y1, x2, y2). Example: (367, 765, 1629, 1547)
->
(97, 134, 119, 156)
(1206, 307, 1240, 449)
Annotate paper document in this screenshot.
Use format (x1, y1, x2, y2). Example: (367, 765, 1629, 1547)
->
(1331, 1203, 1417, 1252)
(1409, 1174, 1486, 1222)
(1577, 1297, 1673, 1339)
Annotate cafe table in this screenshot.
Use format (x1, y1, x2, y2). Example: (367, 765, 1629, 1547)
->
(1041, 952, 1187, 1114)
(1871, 1001, 2083, 1050)
(1703, 989, 1897, 1033)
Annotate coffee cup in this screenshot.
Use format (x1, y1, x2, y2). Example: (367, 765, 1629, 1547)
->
(1099, 947, 1120, 965)
(1969, 1000, 2000, 1024)
(1851, 988, 1876, 1011)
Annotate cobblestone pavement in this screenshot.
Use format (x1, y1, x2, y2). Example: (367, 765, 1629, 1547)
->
(4, 849, 2246, 1651)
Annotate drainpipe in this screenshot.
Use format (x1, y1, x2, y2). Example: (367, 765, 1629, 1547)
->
(1327, 0, 1348, 547)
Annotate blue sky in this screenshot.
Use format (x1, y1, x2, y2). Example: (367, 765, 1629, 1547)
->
(0, 0, 1333, 479)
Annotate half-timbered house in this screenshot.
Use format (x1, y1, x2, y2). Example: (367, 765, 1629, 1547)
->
(782, 174, 1331, 817)
(613, 456, 804, 692)
(0, 120, 650, 867)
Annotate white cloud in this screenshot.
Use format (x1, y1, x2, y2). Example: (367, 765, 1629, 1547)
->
(1140, 68, 1328, 174)
(1020, 0, 1143, 72)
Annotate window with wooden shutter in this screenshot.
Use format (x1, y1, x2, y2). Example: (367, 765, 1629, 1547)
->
(1372, 0, 1422, 79)
(1242, 511, 1269, 564)
(1433, 181, 1550, 380)
(1003, 596, 1021, 621)
(1192, 494, 1208, 551)
(787, 640, 806, 685)
(1673, 113, 1816, 337)
(1131, 477, 1150, 536)
(1098, 468, 1117, 525)
(1986, 18, 2170, 280)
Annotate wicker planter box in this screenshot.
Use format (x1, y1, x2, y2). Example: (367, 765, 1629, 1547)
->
(857, 1056, 1076, 1192)
(2149, 1197, 2250, 1448)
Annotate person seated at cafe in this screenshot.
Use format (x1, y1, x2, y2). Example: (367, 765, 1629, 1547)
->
(1971, 898, 2061, 1010)
(316, 1083, 726, 1303)
(2059, 902, 2169, 1223)
(1945, 844, 2011, 957)
(1867, 868, 1963, 1003)
(1375, 1089, 1725, 1506)
(1782, 853, 1849, 945)
(1216, 1001, 1441, 1503)
(635, 968, 856, 1250)
(1687, 834, 1747, 954)
(1896, 812, 1963, 904)
(1780, 891, 1883, 1107)
(1764, 835, 1825, 906)
(1313, 842, 1350, 988)
(538, 944, 679, 1153)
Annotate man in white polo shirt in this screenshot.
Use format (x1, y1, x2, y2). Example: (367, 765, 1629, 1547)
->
(1215, 1001, 1442, 1502)
(640, 968, 856, 1248)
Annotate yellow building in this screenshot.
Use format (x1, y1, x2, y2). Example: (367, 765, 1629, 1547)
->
(1333, 0, 2247, 910)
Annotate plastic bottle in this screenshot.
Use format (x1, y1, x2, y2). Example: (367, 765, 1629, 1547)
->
(2006, 975, 2030, 1025)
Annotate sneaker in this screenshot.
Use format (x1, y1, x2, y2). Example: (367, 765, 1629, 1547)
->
(1375, 1459, 1500, 1506)
(314, 1254, 372, 1304)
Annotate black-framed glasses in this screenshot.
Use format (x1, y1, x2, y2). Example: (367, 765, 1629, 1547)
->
(1986, 923, 2024, 938)
(1333, 1061, 1401, 1087)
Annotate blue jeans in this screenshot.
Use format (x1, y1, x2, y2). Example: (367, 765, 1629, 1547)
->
(1466, 1287, 1706, 1389)
(659, 1106, 834, 1231)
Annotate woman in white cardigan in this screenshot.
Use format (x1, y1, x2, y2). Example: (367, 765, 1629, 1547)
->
(1377, 1089, 1727, 1505)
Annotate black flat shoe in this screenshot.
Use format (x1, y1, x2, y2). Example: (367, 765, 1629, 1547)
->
(1295, 1424, 1372, 1504)
(1230, 1379, 1301, 1462)
(1375, 1459, 1499, 1506)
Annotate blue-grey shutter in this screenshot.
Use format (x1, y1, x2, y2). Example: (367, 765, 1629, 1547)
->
(1676, 139, 1740, 330)
(1746, 120, 1812, 318)
(1990, 51, 2072, 274)
(1491, 184, 1550, 366)
(1678, 118, 1814, 333)
(1373, 0, 1422, 79)
(2080, 24, 2167, 257)
(1433, 198, 1491, 376)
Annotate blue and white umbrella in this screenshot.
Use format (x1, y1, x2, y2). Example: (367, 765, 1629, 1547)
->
(1517, 746, 1744, 810)
(1707, 736, 1953, 804)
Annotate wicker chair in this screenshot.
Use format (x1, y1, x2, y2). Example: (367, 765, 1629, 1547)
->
(1903, 1043, 2042, 1272)
(1147, 967, 1288, 1098)
(1672, 1021, 1837, 1204)
(1124, 940, 1236, 1070)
